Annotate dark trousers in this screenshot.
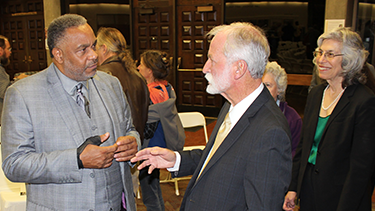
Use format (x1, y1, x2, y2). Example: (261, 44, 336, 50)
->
(139, 166, 165, 211)
(299, 163, 317, 211)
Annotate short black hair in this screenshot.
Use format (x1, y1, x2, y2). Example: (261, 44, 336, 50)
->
(47, 14, 87, 58)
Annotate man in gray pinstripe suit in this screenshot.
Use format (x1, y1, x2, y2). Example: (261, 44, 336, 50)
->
(1, 14, 139, 211)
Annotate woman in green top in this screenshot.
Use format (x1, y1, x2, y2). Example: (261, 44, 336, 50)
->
(284, 27, 375, 211)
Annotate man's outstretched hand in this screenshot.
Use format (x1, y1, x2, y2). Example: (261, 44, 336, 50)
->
(130, 147, 177, 174)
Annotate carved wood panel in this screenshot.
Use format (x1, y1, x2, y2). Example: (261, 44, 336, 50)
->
(176, 2, 223, 113)
(0, 0, 46, 80)
(133, 0, 175, 87)
(132, 0, 223, 116)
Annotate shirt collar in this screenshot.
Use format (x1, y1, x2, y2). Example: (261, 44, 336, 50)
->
(227, 83, 264, 129)
(53, 65, 89, 96)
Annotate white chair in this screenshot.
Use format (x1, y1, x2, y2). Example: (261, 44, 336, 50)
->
(180, 112, 209, 150)
(160, 112, 209, 196)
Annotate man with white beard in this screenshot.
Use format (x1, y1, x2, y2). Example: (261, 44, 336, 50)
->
(131, 22, 292, 211)
(0, 35, 11, 122)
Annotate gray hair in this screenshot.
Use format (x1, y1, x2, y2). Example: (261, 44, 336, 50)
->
(47, 14, 87, 58)
(206, 22, 270, 79)
(97, 27, 137, 73)
(264, 61, 288, 101)
(313, 27, 368, 87)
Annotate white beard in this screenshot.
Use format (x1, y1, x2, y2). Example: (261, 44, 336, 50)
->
(205, 72, 230, 95)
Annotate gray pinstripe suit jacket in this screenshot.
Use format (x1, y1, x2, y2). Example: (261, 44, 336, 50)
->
(1, 63, 139, 211)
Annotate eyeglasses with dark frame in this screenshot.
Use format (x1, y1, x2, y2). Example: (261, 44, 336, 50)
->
(313, 50, 344, 59)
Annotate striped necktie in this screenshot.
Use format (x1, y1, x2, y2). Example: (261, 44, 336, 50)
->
(76, 83, 91, 118)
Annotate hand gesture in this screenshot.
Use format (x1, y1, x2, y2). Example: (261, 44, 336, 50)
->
(130, 147, 176, 174)
(80, 132, 118, 169)
(114, 136, 138, 162)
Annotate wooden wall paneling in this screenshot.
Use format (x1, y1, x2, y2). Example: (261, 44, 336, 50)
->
(0, 0, 46, 80)
(176, 1, 223, 114)
(133, 0, 223, 116)
(132, 0, 176, 87)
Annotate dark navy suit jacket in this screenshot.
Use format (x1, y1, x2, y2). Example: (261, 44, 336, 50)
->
(176, 87, 292, 211)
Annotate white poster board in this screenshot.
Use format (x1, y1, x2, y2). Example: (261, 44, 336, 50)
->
(325, 19, 345, 33)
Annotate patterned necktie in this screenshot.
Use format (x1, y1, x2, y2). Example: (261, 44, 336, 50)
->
(198, 112, 231, 178)
(76, 83, 91, 118)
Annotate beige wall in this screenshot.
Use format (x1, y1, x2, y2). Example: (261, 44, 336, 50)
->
(226, 2, 308, 30)
(43, 0, 61, 65)
(69, 4, 130, 33)
(325, 0, 355, 29)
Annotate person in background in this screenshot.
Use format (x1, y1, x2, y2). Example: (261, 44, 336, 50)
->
(362, 62, 375, 93)
(132, 22, 292, 211)
(263, 61, 302, 157)
(96, 26, 149, 211)
(137, 50, 185, 211)
(96, 27, 149, 142)
(0, 35, 12, 122)
(283, 27, 375, 211)
(1, 14, 140, 211)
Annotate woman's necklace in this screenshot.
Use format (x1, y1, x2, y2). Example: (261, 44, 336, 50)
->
(321, 85, 346, 111)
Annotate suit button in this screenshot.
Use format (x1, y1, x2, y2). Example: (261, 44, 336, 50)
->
(90, 173, 95, 178)
(314, 169, 319, 174)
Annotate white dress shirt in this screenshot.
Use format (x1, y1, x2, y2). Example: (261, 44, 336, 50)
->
(168, 83, 264, 172)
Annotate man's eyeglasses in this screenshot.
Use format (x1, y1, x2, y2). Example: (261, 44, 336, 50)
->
(313, 50, 343, 59)
(7, 48, 12, 52)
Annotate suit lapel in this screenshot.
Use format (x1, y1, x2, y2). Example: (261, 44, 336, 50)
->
(46, 64, 84, 146)
(319, 85, 353, 146)
(304, 86, 324, 150)
(193, 88, 270, 185)
(90, 74, 121, 138)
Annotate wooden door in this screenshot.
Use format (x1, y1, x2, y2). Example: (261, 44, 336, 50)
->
(133, 0, 176, 87)
(132, 0, 224, 116)
(176, 0, 223, 117)
(0, 0, 46, 80)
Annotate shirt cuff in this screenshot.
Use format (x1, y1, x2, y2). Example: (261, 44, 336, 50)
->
(167, 151, 181, 172)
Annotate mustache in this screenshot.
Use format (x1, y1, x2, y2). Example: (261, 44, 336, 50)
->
(205, 73, 212, 82)
(87, 59, 98, 68)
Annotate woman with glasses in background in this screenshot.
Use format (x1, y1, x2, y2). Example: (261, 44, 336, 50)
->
(283, 27, 375, 211)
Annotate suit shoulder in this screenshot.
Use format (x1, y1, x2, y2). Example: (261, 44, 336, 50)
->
(355, 83, 375, 97)
(259, 99, 290, 132)
(349, 84, 375, 107)
(10, 69, 48, 91)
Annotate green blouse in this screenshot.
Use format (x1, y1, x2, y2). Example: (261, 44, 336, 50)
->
(308, 115, 330, 165)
